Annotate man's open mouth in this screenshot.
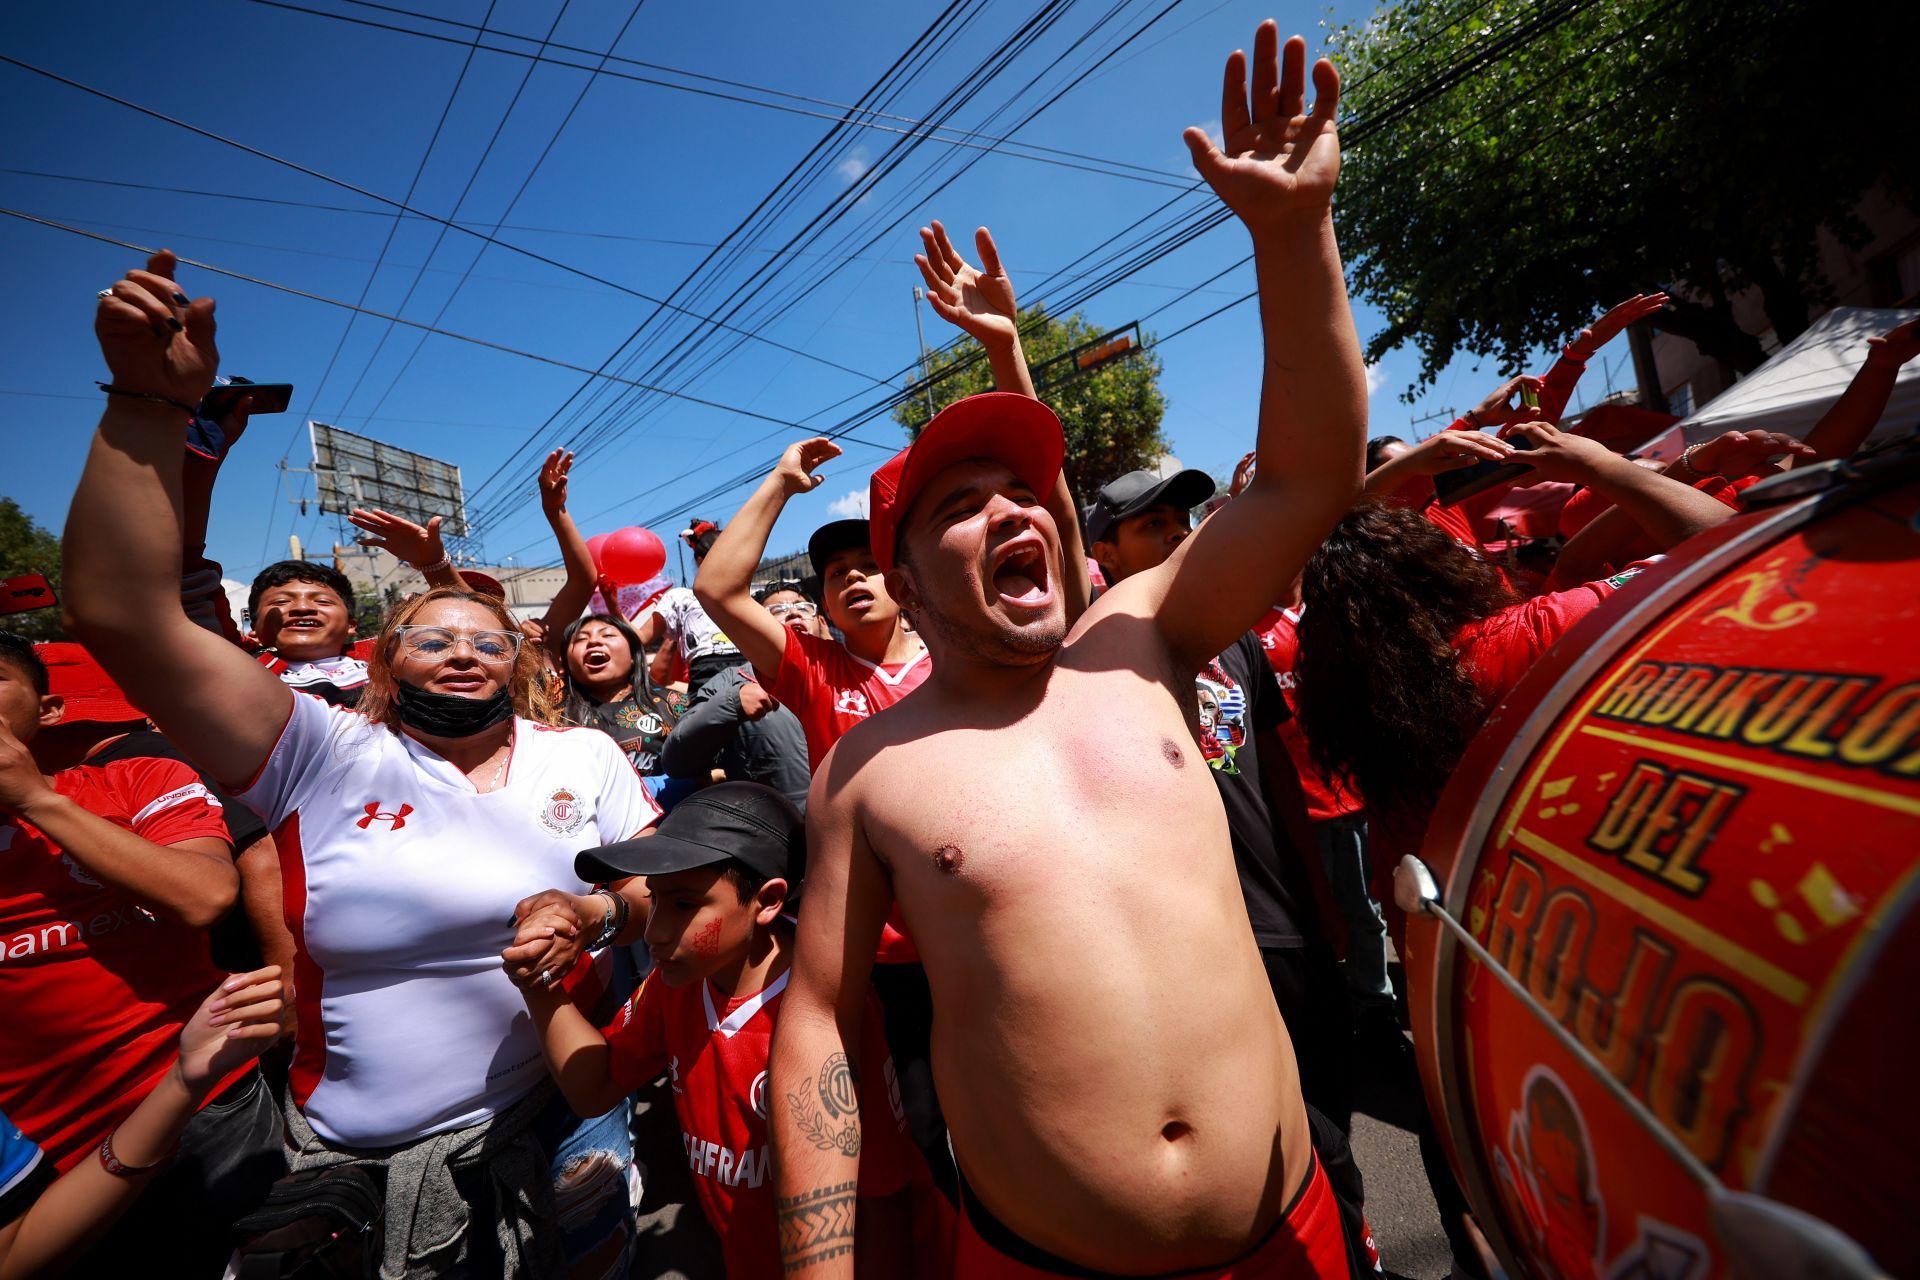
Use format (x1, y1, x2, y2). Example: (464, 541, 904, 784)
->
(842, 586, 876, 612)
(990, 537, 1052, 608)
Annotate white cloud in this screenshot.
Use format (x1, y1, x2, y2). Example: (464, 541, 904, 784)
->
(827, 488, 869, 518)
(1365, 361, 1387, 396)
(834, 147, 871, 185)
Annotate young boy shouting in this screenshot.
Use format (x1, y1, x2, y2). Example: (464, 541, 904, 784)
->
(509, 782, 936, 1278)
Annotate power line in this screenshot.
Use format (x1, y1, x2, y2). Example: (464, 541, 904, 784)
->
(0, 208, 900, 448)
(0, 52, 893, 390)
(248, 0, 1192, 188)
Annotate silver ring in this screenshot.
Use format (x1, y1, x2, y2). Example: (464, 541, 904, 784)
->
(96, 288, 114, 299)
(539, 969, 553, 986)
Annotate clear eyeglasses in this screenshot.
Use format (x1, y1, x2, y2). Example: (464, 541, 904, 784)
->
(392, 625, 522, 666)
(766, 600, 818, 619)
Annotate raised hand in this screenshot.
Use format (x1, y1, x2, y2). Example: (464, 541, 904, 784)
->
(773, 437, 841, 497)
(1393, 430, 1517, 476)
(348, 507, 447, 569)
(1184, 22, 1341, 234)
(1569, 292, 1670, 359)
(1467, 375, 1545, 428)
(1685, 429, 1815, 479)
(539, 448, 575, 515)
(178, 967, 285, 1097)
(916, 221, 1019, 346)
(1228, 450, 1258, 498)
(1867, 317, 1920, 367)
(95, 249, 220, 408)
(1503, 420, 1616, 482)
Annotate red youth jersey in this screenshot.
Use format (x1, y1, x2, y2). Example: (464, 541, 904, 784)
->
(1255, 607, 1362, 820)
(1451, 567, 1652, 704)
(604, 972, 922, 1278)
(763, 627, 930, 772)
(0, 758, 236, 1169)
(763, 627, 929, 963)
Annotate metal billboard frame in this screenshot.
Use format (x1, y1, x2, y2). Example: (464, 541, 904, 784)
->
(309, 422, 469, 540)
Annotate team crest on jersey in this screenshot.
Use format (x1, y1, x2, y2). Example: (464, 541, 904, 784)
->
(540, 787, 589, 837)
(751, 1070, 769, 1118)
(834, 689, 871, 718)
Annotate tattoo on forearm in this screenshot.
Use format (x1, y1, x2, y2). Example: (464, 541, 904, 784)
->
(777, 1180, 857, 1272)
(788, 1052, 862, 1155)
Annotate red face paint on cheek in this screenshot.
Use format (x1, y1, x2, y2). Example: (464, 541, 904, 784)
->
(686, 916, 723, 958)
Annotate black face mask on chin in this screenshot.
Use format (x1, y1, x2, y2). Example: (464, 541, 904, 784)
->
(392, 681, 514, 738)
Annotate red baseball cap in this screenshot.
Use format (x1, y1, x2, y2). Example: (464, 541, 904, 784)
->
(35, 643, 146, 726)
(868, 392, 1064, 573)
(461, 571, 507, 601)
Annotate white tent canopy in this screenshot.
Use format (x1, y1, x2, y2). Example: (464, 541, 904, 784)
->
(1676, 306, 1920, 447)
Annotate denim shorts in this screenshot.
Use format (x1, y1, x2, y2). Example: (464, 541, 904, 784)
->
(534, 1092, 641, 1280)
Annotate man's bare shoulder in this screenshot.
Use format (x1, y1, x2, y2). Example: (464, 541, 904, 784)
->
(1062, 575, 1181, 669)
(813, 697, 937, 791)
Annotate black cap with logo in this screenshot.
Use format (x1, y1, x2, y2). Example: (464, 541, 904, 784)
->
(576, 782, 804, 887)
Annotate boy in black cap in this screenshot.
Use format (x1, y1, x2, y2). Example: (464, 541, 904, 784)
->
(507, 782, 937, 1278)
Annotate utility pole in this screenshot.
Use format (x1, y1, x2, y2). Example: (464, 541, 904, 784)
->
(1628, 320, 1671, 415)
(911, 287, 937, 420)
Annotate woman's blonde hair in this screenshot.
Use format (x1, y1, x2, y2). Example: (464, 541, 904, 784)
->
(357, 587, 560, 732)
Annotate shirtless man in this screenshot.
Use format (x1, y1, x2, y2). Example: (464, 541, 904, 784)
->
(770, 22, 1365, 1276)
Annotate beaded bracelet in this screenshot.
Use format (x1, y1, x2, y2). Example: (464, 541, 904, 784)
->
(97, 382, 198, 416)
(97, 1127, 170, 1178)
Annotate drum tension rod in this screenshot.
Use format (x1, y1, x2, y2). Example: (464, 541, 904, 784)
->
(1393, 854, 1889, 1280)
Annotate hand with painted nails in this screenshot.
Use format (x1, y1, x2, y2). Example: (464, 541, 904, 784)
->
(94, 249, 219, 409)
(1184, 21, 1341, 236)
(917, 220, 1020, 348)
(178, 966, 284, 1098)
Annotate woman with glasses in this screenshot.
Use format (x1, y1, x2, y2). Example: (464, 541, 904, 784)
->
(65, 252, 662, 1276)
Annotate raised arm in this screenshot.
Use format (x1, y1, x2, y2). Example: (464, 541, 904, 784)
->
(1125, 25, 1365, 669)
(916, 220, 1092, 621)
(1506, 421, 1735, 549)
(771, 757, 893, 1279)
(1798, 318, 1920, 465)
(62, 251, 292, 787)
(694, 439, 840, 680)
(0, 968, 282, 1280)
(533, 450, 597, 650)
(1538, 292, 1669, 420)
(1362, 428, 1518, 498)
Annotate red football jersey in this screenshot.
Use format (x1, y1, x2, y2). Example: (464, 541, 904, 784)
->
(605, 971, 922, 1278)
(762, 627, 930, 772)
(0, 757, 237, 1169)
(1256, 607, 1363, 821)
(762, 627, 929, 964)
(1452, 571, 1644, 704)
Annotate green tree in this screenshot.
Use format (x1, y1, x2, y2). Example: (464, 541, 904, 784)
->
(1324, 0, 1920, 395)
(0, 497, 66, 642)
(893, 304, 1169, 503)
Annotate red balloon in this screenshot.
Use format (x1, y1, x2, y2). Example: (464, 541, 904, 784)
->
(599, 526, 666, 586)
(585, 531, 612, 573)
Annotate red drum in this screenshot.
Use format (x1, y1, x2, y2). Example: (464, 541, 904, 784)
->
(1408, 438, 1920, 1279)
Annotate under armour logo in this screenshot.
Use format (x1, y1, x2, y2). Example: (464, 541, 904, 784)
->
(833, 690, 870, 717)
(357, 803, 413, 831)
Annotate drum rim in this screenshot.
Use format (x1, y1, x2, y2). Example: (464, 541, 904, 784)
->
(1420, 490, 1829, 1271)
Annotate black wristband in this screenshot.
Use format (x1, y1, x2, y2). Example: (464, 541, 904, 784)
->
(97, 382, 197, 416)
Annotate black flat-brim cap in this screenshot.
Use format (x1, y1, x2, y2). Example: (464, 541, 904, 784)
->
(1084, 468, 1217, 545)
(576, 781, 804, 886)
(807, 518, 871, 581)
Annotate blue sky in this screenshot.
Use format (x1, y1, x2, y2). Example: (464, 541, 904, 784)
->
(2, 0, 1629, 582)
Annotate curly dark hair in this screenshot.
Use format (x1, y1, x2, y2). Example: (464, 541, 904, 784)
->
(1297, 500, 1517, 819)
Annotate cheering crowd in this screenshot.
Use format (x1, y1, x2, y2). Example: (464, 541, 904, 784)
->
(4, 18, 1917, 1280)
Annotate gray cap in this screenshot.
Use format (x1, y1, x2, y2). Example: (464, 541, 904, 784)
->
(1083, 468, 1217, 545)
